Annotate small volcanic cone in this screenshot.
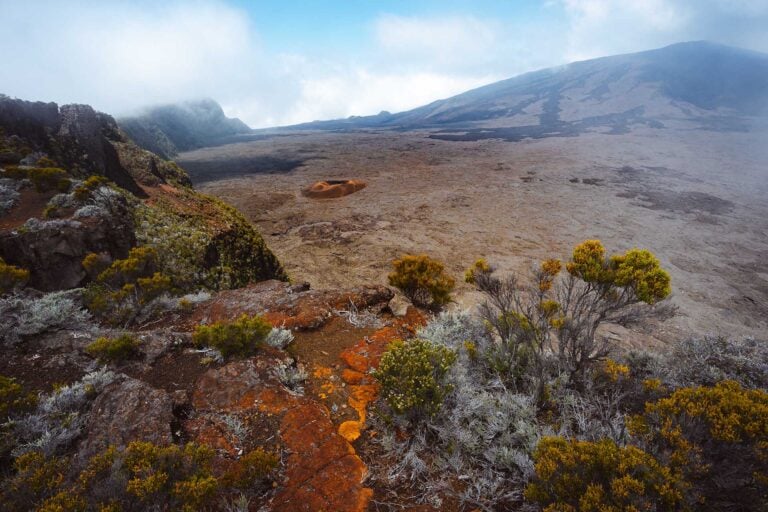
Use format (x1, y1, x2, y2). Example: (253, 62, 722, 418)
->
(302, 179, 366, 199)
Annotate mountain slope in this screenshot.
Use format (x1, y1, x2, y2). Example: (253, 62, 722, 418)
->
(0, 95, 286, 291)
(119, 99, 252, 158)
(286, 42, 768, 138)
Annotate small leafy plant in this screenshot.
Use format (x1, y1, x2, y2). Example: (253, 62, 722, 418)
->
(85, 334, 141, 363)
(192, 314, 272, 358)
(0, 258, 29, 294)
(374, 338, 457, 421)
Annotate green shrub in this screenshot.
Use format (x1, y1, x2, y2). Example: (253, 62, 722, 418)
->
(388, 254, 455, 309)
(133, 191, 287, 291)
(73, 175, 109, 202)
(373, 338, 457, 421)
(1, 166, 28, 180)
(525, 437, 685, 511)
(27, 167, 71, 193)
(85, 334, 141, 362)
(83, 247, 174, 326)
(0, 375, 37, 417)
(223, 447, 279, 489)
(0, 258, 29, 294)
(192, 314, 272, 358)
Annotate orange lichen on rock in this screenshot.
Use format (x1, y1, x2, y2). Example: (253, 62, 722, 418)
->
(313, 365, 334, 379)
(302, 179, 366, 199)
(338, 421, 363, 442)
(188, 358, 373, 511)
(341, 368, 367, 385)
(272, 403, 371, 512)
(337, 307, 427, 443)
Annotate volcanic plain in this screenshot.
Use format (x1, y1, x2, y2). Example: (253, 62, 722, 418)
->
(178, 127, 768, 347)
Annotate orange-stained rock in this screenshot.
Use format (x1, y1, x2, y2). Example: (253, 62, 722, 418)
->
(187, 356, 373, 512)
(341, 368, 367, 385)
(191, 280, 393, 331)
(313, 365, 333, 379)
(273, 403, 371, 512)
(183, 417, 239, 456)
(397, 306, 429, 332)
(339, 350, 369, 373)
(336, 315, 423, 444)
(350, 384, 378, 404)
(302, 179, 366, 199)
(338, 420, 362, 442)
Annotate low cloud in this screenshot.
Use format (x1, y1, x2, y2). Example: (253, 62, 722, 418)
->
(0, 1, 766, 128)
(558, 0, 768, 61)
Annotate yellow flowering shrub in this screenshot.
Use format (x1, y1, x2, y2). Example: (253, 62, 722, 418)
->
(525, 437, 685, 511)
(538, 258, 562, 292)
(566, 240, 671, 304)
(2, 451, 70, 511)
(610, 249, 671, 304)
(223, 447, 280, 489)
(630, 381, 768, 510)
(464, 258, 491, 284)
(83, 247, 173, 325)
(0, 375, 36, 417)
(72, 176, 109, 202)
(388, 254, 455, 309)
(26, 167, 71, 193)
(2, 442, 221, 512)
(601, 359, 631, 383)
(566, 240, 610, 283)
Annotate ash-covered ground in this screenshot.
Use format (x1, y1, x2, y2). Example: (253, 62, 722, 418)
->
(179, 127, 768, 348)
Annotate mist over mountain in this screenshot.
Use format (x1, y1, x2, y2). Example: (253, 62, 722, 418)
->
(284, 42, 768, 139)
(119, 99, 251, 158)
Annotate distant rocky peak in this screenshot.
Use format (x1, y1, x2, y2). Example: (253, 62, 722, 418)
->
(118, 98, 251, 158)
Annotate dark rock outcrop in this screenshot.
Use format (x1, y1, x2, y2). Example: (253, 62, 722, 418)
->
(0, 208, 134, 292)
(0, 96, 189, 192)
(0, 95, 60, 141)
(78, 377, 174, 459)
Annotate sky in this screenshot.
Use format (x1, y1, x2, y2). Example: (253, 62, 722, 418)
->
(1, 0, 767, 128)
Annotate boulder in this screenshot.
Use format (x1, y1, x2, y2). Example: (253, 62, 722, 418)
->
(0, 213, 134, 291)
(78, 377, 173, 458)
(192, 280, 393, 330)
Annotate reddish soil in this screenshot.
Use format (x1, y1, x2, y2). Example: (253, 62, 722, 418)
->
(0, 188, 55, 232)
(126, 349, 214, 393)
(0, 349, 85, 395)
